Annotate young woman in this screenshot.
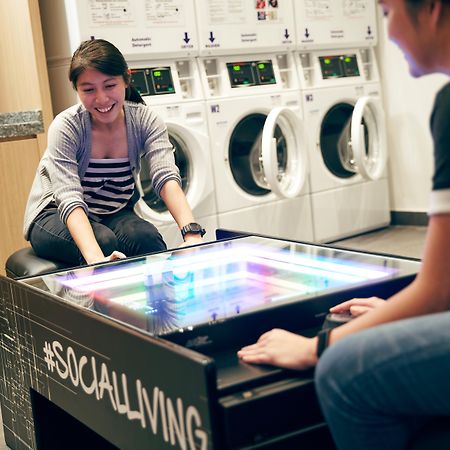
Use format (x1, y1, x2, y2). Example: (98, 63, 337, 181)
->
(238, 1, 450, 448)
(24, 39, 205, 266)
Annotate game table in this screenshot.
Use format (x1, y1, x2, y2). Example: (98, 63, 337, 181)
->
(0, 232, 420, 449)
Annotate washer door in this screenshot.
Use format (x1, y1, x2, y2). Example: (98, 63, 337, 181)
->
(320, 103, 359, 179)
(351, 96, 387, 181)
(320, 97, 387, 182)
(261, 107, 307, 198)
(138, 123, 207, 223)
(228, 108, 306, 199)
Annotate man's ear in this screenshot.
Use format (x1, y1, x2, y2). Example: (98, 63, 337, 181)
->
(428, 0, 444, 30)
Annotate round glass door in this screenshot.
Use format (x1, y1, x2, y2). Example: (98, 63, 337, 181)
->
(140, 133, 190, 213)
(320, 97, 387, 181)
(351, 96, 387, 181)
(261, 107, 307, 198)
(320, 103, 365, 179)
(229, 113, 284, 197)
(229, 108, 306, 199)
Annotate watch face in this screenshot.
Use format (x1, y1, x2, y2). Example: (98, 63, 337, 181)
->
(189, 223, 202, 232)
(181, 223, 205, 238)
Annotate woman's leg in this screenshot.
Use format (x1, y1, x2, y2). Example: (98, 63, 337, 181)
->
(29, 208, 119, 265)
(315, 311, 450, 450)
(101, 207, 167, 257)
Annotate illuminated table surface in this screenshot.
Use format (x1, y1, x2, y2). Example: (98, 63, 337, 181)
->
(23, 235, 420, 339)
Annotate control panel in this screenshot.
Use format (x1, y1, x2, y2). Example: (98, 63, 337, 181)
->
(130, 67, 175, 95)
(227, 60, 276, 88)
(319, 54, 359, 79)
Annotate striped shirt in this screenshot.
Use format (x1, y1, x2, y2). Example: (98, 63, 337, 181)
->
(81, 158, 134, 215)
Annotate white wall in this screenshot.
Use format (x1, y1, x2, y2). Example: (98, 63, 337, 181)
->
(376, 14, 448, 213)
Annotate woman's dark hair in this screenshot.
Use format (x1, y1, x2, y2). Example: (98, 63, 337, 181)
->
(69, 39, 145, 105)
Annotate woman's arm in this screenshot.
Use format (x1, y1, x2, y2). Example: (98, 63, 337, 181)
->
(159, 180, 203, 245)
(66, 207, 125, 264)
(238, 214, 450, 369)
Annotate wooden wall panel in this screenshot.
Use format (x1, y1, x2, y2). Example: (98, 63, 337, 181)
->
(0, 139, 40, 275)
(0, 1, 53, 275)
(0, 0, 42, 113)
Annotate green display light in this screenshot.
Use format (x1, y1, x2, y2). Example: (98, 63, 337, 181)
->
(345, 57, 351, 63)
(324, 58, 331, 65)
(233, 65, 241, 71)
(258, 63, 265, 69)
(153, 71, 161, 77)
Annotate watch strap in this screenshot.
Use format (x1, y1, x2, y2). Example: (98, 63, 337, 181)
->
(180, 223, 206, 239)
(316, 328, 332, 358)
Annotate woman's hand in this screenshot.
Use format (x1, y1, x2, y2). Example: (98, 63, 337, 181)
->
(89, 250, 127, 265)
(107, 250, 127, 261)
(237, 329, 317, 370)
(179, 235, 203, 247)
(330, 296, 386, 317)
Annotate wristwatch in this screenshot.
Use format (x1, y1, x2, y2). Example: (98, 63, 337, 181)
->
(316, 328, 332, 358)
(180, 223, 206, 240)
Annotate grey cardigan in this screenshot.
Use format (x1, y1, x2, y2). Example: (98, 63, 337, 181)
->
(23, 101, 181, 239)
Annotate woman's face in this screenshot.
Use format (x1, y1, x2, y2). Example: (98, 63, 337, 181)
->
(76, 67, 127, 127)
(379, 0, 439, 77)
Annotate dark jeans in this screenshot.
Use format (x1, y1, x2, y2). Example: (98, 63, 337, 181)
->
(315, 311, 450, 450)
(29, 205, 167, 265)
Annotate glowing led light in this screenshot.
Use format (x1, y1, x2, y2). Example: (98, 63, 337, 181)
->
(58, 243, 392, 296)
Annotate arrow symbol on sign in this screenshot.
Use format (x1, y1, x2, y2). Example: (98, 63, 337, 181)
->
(305, 28, 310, 38)
(209, 31, 215, 43)
(183, 32, 190, 43)
(284, 28, 290, 39)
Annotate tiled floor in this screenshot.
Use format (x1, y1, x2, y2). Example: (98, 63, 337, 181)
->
(330, 225, 427, 259)
(0, 225, 427, 449)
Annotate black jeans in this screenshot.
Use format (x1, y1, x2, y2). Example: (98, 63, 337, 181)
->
(29, 204, 167, 265)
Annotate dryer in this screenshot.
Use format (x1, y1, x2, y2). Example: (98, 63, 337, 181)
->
(199, 53, 314, 241)
(39, 0, 200, 115)
(294, 0, 377, 50)
(295, 47, 390, 243)
(194, 0, 296, 56)
(129, 60, 218, 248)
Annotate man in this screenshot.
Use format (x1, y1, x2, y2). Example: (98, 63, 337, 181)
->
(238, 1, 450, 448)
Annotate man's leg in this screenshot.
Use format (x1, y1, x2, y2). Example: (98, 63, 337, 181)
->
(315, 311, 450, 450)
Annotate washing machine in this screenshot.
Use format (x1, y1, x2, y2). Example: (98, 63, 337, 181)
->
(295, 47, 390, 243)
(199, 52, 314, 241)
(294, 0, 377, 50)
(194, 0, 313, 241)
(129, 60, 218, 247)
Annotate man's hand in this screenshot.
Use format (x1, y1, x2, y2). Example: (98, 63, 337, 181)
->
(330, 296, 386, 317)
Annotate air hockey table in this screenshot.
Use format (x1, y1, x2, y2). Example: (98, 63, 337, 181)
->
(0, 231, 421, 449)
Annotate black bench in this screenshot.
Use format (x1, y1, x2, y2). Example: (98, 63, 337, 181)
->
(5, 247, 71, 279)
